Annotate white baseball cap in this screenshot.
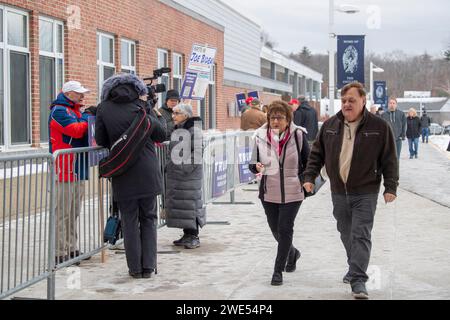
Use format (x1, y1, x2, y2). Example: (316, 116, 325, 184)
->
(62, 81, 90, 94)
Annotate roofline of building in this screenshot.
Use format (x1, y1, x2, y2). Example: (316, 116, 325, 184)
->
(261, 46, 323, 83)
(159, 0, 225, 32)
(215, 0, 262, 29)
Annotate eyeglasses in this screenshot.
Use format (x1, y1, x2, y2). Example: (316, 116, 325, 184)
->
(269, 116, 287, 122)
(172, 112, 184, 116)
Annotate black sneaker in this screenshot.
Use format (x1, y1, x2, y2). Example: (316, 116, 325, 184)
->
(271, 272, 283, 286)
(351, 282, 369, 300)
(285, 249, 301, 273)
(184, 235, 200, 249)
(343, 271, 352, 284)
(129, 271, 143, 279)
(142, 269, 155, 279)
(173, 234, 190, 247)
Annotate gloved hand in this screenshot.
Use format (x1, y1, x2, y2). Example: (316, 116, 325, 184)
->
(84, 106, 98, 116)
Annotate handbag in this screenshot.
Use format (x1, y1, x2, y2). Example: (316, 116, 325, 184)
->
(294, 130, 327, 198)
(104, 202, 121, 245)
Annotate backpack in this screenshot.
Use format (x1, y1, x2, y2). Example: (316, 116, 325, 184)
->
(99, 105, 152, 178)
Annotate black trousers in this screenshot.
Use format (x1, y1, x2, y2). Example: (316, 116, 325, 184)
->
(118, 197, 158, 274)
(262, 201, 302, 273)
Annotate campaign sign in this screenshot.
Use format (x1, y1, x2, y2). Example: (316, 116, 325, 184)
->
(238, 147, 255, 184)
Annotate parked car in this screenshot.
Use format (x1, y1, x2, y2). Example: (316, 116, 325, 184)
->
(443, 125, 450, 135)
(429, 123, 444, 135)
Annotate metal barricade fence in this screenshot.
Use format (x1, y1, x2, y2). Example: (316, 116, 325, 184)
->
(0, 153, 53, 300)
(0, 130, 255, 300)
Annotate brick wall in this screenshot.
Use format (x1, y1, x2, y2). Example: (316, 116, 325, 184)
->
(1, 0, 225, 146)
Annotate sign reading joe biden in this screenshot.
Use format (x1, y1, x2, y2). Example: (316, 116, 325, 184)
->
(337, 35, 365, 89)
(181, 44, 217, 100)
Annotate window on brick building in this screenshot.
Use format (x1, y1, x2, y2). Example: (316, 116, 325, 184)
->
(121, 39, 136, 74)
(0, 6, 30, 148)
(157, 48, 169, 108)
(172, 53, 183, 93)
(97, 32, 115, 101)
(39, 17, 64, 143)
(200, 64, 216, 130)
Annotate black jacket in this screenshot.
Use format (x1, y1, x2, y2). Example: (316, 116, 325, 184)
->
(406, 116, 421, 139)
(304, 109, 399, 196)
(420, 115, 431, 128)
(95, 84, 167, 201)
(165, 117, 206, 230)
(158, 104, 175, 141)
(294, 102, 319, 142)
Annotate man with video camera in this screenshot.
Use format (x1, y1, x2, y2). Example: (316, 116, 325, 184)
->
(95, 73, 167, 279)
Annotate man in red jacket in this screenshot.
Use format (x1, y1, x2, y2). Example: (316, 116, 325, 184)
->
(49, 81, 90, 265)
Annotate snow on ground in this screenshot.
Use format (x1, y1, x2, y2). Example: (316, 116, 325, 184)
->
(430, 135, 450, 153)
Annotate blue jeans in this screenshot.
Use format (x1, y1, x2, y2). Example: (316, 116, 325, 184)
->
(422, 128, 430, 143)
(408, 138, 419, 158)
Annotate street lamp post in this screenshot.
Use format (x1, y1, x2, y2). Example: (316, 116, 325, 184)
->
(369, 61, 385, 106)
(328, 0, 360, 115)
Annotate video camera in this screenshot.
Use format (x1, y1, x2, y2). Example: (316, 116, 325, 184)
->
(143, 67, 172, 108)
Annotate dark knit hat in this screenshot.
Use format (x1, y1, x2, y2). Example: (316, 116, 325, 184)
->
(166, 89, 181, 102)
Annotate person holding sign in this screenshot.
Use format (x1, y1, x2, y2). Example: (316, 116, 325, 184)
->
(249, 101, 310, 286)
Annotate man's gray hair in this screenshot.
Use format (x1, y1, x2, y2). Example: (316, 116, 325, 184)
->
(175, 103, 193, 118)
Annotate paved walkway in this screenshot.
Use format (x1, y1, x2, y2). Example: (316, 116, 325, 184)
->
(16, 140, 450, 300)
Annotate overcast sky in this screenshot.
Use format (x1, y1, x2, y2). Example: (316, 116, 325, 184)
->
(221, 0, 450, 57)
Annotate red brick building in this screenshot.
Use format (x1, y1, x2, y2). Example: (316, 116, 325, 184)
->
(0, 0, 228, 151)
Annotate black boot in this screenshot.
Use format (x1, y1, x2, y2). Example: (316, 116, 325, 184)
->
(271, 272, 283, 286)
(285, 249, 301, 273)
(173, 234, 190, 247)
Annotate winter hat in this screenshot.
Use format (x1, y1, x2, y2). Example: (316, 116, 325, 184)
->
(166, 90, 181, 102)
(101, 73, 147, 102)
(245, 97, 254, 105)
(289, 99, 299, 105)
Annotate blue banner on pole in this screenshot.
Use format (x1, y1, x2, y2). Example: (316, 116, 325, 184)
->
(337, 35, 365, 89)
(374, 81, 387, 109)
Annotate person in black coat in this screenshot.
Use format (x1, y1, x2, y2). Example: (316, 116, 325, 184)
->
(165, 104, 205, 249)
(293, 96, 319, 143)
(406, 108, 422, 159)
(95, 73, 166, 279)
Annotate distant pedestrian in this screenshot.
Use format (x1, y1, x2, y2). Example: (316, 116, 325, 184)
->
(288, 99, 300, 113)
(240, 98, 267, 131)
(420, 111, 431, 143)
(241, 97, 254, 114)
(376, 107, 384, 117)
(249, 100, 310, 287)
(294, 96, 319, 143)
(382, 97, 407, 160)
(406, 108, 421, 159)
